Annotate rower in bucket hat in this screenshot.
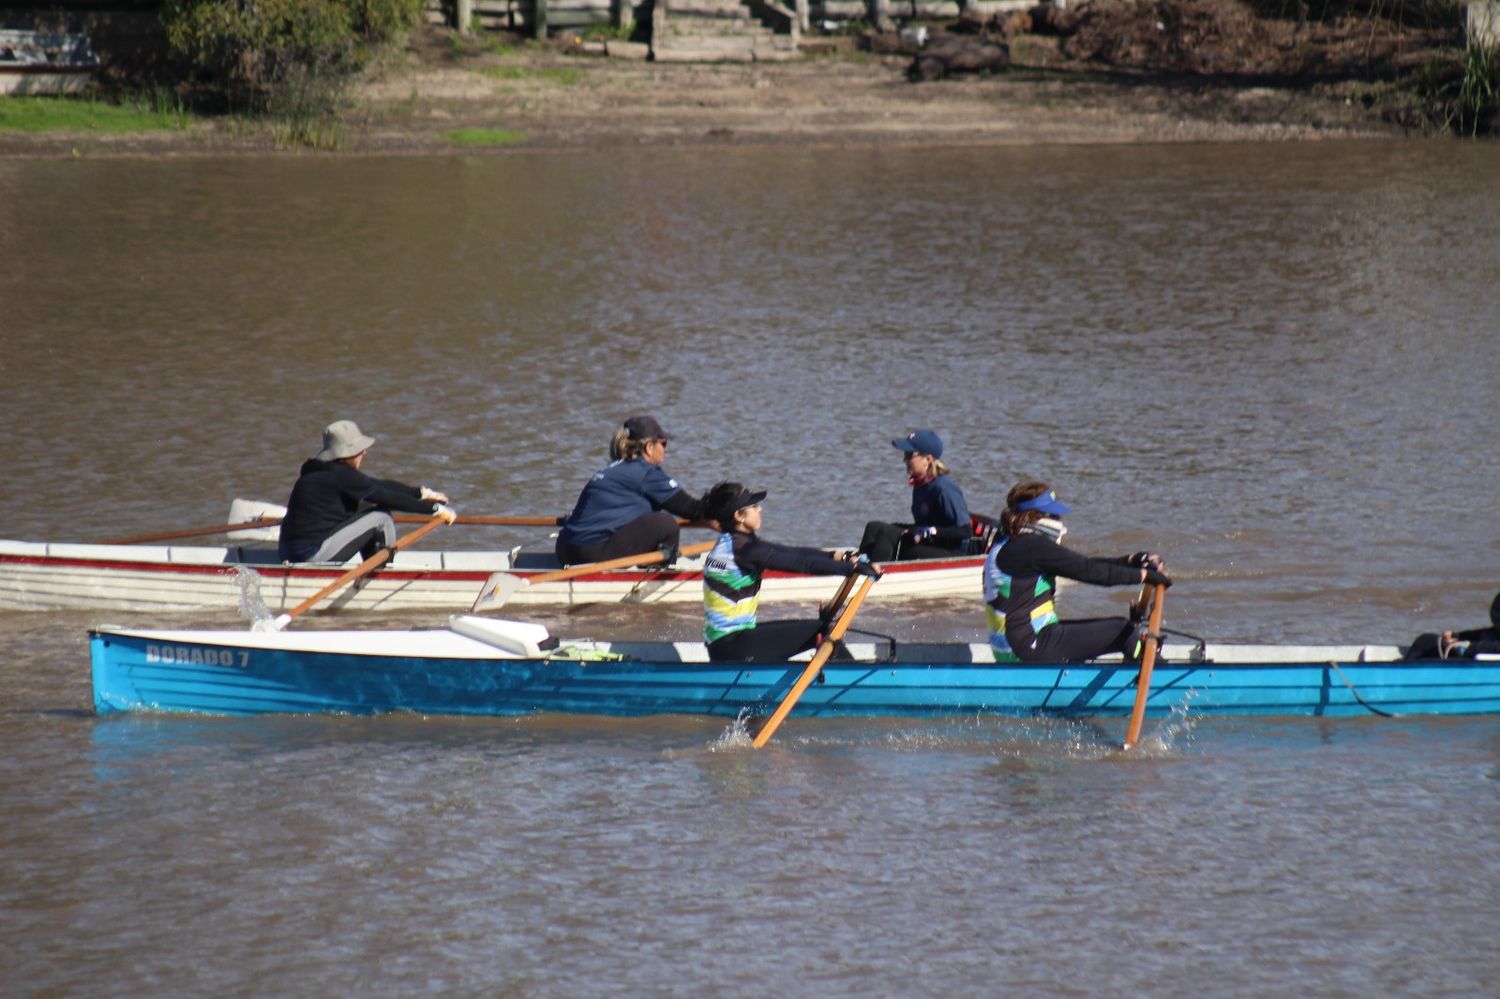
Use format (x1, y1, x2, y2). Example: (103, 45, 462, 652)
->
(277, 419, 454, 565)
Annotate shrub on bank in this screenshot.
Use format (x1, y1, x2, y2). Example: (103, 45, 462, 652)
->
(162, 0, 420, 143)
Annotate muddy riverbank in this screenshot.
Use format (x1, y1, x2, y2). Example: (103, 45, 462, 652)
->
(1, 1, 1483, 158)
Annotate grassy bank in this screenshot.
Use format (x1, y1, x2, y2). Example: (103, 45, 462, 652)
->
(0, 93, 189, 135)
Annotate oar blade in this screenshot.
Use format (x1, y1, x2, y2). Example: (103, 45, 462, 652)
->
(472, 573, 528, 612)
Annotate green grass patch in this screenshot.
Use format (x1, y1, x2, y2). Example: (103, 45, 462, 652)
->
(479, 64, 583, 86)
(580, 23, 633, 42)
(442, 127, 525, 146)
(0, 94, 190, 134)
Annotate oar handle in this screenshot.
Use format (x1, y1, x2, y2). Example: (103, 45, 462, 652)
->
(1122, 582, 1167, 750)
(752, 572, 878, 749)
(101, 517, 282, 545)
(275, 516, 447, 628)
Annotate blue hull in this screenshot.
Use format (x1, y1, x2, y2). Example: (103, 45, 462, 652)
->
(90, 631, 1500, 720)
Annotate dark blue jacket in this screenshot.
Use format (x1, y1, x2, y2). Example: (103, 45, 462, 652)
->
(557, 459, 703, 546)
(911, 474, 971, 546)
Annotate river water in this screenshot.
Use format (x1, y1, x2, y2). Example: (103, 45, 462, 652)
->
(2, 142, 1498, 996)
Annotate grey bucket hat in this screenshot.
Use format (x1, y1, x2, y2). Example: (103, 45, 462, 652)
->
(316, 420, 376, 461)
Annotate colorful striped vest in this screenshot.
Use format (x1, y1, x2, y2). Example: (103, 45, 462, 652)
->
(703, 532, 761, 643)
(983, 536, 1059, 663)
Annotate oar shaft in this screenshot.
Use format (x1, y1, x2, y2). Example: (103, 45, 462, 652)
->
(528, 540, 716, 586)
(278, 516, 447, 625)
(752, 573, 877, 749)
(393, 513, 564, 527)
(471, 539, 718, 611)
(395, 515, 714, 528)
(101, 518, 282, 545)
(1122, 583, 1167, 750)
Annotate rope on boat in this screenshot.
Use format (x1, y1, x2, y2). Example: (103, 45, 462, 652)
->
(1326, 660, 1398, 718)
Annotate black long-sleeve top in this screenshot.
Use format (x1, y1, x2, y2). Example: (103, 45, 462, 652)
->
(278, 458, 438, 561)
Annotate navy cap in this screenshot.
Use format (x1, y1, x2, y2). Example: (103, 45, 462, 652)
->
(1015, 489, 1071, 516)
(707, 484, 767, 526)
(892, 429, 944, 459)
(623, 415, 668, 442)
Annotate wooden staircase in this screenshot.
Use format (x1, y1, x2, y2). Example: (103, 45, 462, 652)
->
(651, 0, 801, 62)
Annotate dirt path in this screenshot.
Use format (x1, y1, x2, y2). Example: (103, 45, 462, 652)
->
(342, 28, 1411, 154)
(0, 14, 1428, 159)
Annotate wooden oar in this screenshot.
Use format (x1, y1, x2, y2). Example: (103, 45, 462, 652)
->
(268, 515, 448, 630)
(817, 567, 862, 628)
(751, 571, 880, 749)
(1121, 582, 1167, 751)
(102, 517, 283, 545)
(472, 540, 717, 612)
(105, 513, 575, 545)
(394, 513, 564, 527)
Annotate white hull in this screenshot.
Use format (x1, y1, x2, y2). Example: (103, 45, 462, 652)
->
(0, 69, 94, 95)
(0, 539, 982, 613)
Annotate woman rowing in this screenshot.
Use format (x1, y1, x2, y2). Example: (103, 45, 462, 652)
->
(278, 420, 455, 564)
(858, 429, 973, 562)
(984, 481, 1171, 663)
(555, 415, 707, 566)
(703, 481, 877, 663)
(1405, 589, 1500, 659)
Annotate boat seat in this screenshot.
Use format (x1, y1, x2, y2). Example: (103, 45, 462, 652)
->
(447, 615, 555, 657)
(967, 513, 999, 554)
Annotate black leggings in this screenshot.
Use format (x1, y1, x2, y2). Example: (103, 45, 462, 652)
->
(858, 520, 963, 562)
(707, 620, 849, 664)
(1018, 617, 1139, 664)
(556, 511, 681, 566)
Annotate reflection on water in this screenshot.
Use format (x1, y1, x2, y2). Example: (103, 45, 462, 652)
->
(3, 142, 1500, 996)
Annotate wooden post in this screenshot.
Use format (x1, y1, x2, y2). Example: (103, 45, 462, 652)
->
(534, 0, 549, 39)
(652, 0, 667, 57)
(456, 0, 472, 33)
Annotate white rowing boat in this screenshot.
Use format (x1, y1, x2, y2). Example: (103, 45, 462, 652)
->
(0, 30, 98, 96)
(0, 539, 983, 612)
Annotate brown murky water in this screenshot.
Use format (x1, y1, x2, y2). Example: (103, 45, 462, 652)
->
(2, 142, 1498, 996)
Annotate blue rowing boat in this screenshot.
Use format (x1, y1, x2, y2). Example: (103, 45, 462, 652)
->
(89, 616, 1500, 720)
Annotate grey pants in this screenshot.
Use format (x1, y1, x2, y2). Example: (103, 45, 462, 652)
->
(307, 510, 397, 563)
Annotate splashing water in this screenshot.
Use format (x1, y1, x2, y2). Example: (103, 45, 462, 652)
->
(708, 710, 756, 751)
(1127, 697, 1199, 757)
(232, 566, 275, 629)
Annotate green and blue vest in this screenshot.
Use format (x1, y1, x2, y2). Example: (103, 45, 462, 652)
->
(983, 537, 1059, 663)
(704, 532, 761, 643)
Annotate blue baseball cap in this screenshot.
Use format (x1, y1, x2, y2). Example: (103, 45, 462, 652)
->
(892, 429, 944, 459)
(1015, 489, 1070, 516)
